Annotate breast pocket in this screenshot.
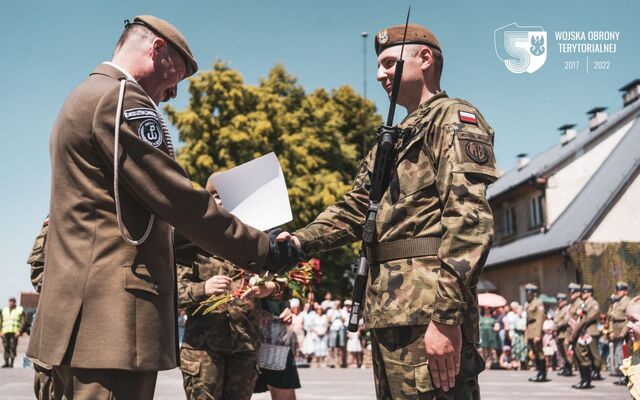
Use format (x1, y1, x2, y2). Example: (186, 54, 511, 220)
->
(397, 144, 436, 200)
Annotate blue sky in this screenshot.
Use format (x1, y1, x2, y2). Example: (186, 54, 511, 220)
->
(1, 0, 638, 301)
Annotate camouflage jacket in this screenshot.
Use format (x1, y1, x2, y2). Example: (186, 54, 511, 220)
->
(609, 295, 630, 337)
(573, 297, 600, 337)
(27, 217, 48, 293)
(294, 92, 498, 340)
(525, 297, 545, 339)
(553, 304, 570, 339)
(178, 253, 261, 353)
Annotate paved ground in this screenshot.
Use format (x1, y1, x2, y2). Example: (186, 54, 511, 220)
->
(0, 362, 629, 399)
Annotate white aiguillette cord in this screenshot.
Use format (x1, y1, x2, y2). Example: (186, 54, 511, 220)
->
(113, 78, 155, 246)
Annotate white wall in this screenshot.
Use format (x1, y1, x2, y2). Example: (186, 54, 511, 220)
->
(589, 170, 640, 242)
(546, 120, 633, 225)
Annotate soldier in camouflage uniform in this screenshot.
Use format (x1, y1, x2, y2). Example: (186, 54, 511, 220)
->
(525, 283, 548, 382)
(609, 281, 630, 384)
(553, 293, 572, 376)
(178, 178, 285, 400)
(26, 217, 56, 400)
(570, 284, 602, 389)
(280, 23, 496, 399)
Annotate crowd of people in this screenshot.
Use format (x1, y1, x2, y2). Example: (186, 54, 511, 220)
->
(477, 281, 634, 390)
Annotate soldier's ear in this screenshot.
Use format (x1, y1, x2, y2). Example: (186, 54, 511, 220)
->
(419, 46, 434, 72)
(151, 38, 168, 59)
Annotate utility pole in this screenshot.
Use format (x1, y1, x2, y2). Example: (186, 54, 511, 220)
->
(361, 31, 368, 157)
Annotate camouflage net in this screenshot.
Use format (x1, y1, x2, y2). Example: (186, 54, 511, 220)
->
(567, 241, 640, 305)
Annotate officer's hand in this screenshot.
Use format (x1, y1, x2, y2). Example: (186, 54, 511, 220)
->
(279, 307, 293, 326)
(424, 321, 461, 392)
(534, 336, 541, 343)
(204, 275, 232, 296)
(276, 231, 301, 248)
(241, 281, 277, 300)
(265, 229, 306, 274)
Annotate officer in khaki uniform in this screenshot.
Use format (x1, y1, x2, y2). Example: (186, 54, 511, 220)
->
(26, 217, 55, 399)
(281, 23, 497, 399)
(524, 284, 548, 382)
(27, 15, 301, 400)
(570, 284, 601, 389)
(609, 281, 630, 384)
(553, 293, 572, 376)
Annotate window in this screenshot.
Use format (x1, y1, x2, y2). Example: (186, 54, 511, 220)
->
(528, 195, 545, 228)
(504, 206, 516, 236)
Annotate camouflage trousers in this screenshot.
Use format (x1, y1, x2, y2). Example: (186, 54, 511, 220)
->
(2, 333, 18, 362)
(180, 347, 258, 400)
(573, 336, 603, 369)
(32, 359, 55, 400)
(371, 325, 484, 400)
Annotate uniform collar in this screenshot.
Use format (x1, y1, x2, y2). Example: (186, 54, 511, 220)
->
(102, 61, 138, 83)
(401, 91, 449, 125)
(91, 63, 158, 109)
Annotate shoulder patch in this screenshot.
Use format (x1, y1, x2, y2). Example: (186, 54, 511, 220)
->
(458, 110, 478, 125)
(138, 119, 163, 148)
(124, 108, 159, 121)
(465, 141, 489, 164)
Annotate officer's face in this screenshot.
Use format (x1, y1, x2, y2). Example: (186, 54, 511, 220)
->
(149, 39, 186, 103)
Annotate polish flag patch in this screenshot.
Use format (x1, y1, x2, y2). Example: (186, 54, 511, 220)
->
(43, 217, 49, 227)
(458, 111, 478, 125)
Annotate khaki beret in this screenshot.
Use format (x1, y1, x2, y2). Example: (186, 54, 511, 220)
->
(375, 23, 441, 55)
(616, 281, 629, 290)
(556, 293, 567, 300)
(524, 283, 538, 291)
(582, 284, 593, 292)
(568, 282, 581, 292)
(130, 15, 198, 78)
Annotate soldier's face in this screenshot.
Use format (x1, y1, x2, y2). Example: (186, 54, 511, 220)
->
(376, 46, 424, 107)
(149, 39, 186, 103)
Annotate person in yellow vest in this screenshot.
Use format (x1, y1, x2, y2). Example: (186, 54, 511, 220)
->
(1, 297, 26, 368)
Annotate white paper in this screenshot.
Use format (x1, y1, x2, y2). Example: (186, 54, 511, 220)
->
(210, 152, 292, 231)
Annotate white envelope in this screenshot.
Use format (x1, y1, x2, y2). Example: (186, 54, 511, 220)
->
(210, 152, 292, 232)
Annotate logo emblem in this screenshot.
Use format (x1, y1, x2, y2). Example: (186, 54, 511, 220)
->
(494, 22, 547, 74)
(378, 29, 389, 44)
(466, 142, 488, 164)
(138, 119, 163, 148)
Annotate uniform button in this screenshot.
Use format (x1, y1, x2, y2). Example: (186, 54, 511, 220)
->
(153, 283, 160, 291)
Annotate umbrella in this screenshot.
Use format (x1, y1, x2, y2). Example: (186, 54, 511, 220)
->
(538, 293, 557, 304)
(478, 278, 498, 293)
(478, 292, 507, 308)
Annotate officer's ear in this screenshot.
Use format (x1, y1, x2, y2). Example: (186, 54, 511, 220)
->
(150, 38, 168, 60)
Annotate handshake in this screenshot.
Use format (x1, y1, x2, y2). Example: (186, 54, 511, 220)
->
(264, 228, 304, 274)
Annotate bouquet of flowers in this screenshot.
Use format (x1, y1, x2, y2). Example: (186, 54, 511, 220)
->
(194, 258, 323, 316)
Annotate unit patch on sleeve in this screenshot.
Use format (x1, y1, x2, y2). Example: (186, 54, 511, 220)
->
(124, 108, 159, 121)
(458, 110, 478, 125)
(138, 119, 163, 148)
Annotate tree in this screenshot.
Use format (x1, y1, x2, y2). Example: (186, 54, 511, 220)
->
(166, 61, 382, 299)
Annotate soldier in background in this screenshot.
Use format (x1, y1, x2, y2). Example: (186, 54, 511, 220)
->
(570, 284, 602, 389)
(565, 282, 584, 377)
(26, 217, 55, 399)
(610, 281, 631, 385)
(525, 283, 547, 382)
(177, 178, 286, 400)
(554, 293, 572, 376)
(1, 297, 26, 368)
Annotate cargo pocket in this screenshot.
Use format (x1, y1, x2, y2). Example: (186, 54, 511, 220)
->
(123, 264, 168, 295)
(414, 361, 434, 394)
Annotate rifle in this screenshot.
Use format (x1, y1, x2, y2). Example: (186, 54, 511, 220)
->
(347, 7, 411, 332)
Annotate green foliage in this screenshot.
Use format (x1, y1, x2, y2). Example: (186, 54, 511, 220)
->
(166, 61, 381, 299)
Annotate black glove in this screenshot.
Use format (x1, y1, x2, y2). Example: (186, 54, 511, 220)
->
(265, 228, 306, 274)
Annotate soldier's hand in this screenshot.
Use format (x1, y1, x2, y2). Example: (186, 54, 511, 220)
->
(424, 321, 462, 392)
(265, 228, 306, 274)
(279, 307, 293, 326)
(204, 275, 232, 296)
(534, 336, 541, 343)
(241, 281, 277, 300)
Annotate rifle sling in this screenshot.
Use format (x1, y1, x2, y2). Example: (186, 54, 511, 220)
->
(366, 237, 441, 263)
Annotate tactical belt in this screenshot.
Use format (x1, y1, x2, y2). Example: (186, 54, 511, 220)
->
(366, 237, 441, 263)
